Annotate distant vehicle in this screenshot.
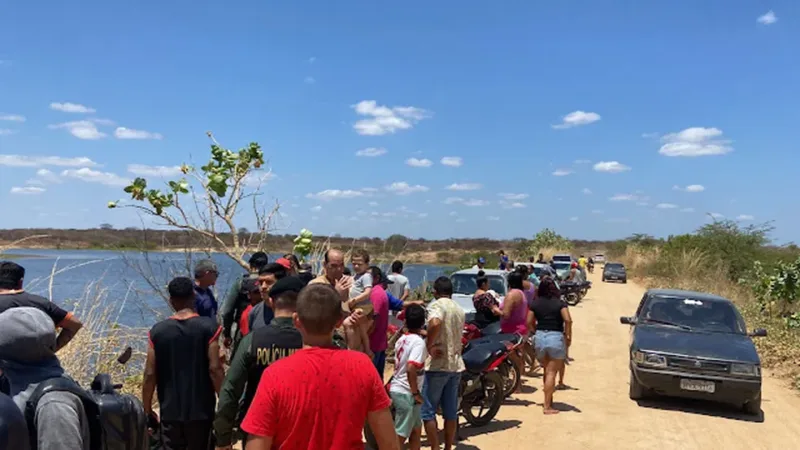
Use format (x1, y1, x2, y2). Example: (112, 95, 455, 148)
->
(602, 263, 627, 283)
(594, 254, 606, 263)
(552, 254, 573, 264)
(450, 268, 508, 313)
(620, 289, 766, 415)
(551, 261, 572, 280)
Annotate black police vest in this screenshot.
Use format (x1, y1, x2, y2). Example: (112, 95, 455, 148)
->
(244, 322, 303, 411)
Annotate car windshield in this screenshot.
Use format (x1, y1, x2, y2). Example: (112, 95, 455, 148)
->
(552, 262, 571, 272)
(605, 263, 624, 271)
(640, 295, 747, 334)
(553, 255, 571, 262)
(532, 266, 543, 277)
(450, 273, 506, 296)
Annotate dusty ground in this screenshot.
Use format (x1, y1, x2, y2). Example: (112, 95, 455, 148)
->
(453, 271, 800, 450)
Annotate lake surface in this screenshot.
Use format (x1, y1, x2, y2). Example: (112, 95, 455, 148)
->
(4, 249, 451, 328)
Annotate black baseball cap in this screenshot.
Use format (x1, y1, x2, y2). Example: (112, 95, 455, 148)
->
(268, 276, 305, 299)
(242, 277, 260, 293)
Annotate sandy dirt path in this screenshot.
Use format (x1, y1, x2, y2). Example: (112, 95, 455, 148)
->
(455, 271, 800, 450)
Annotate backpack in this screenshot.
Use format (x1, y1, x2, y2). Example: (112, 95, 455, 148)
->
(25, 375, 147, 450)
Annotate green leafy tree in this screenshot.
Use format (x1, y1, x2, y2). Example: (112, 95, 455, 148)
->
(525, 228, 573, 255)
(386, 234, 409, 254)
(108, 132, 279, 269)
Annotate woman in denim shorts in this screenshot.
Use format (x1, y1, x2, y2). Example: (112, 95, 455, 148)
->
(527, 277, 573, 415)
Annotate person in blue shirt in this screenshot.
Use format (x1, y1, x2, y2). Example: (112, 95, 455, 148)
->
(193, 259, 219, 319)
(499, 250, 510, 270)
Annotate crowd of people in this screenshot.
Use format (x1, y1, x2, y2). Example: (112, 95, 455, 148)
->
(0, 247, 577, 450)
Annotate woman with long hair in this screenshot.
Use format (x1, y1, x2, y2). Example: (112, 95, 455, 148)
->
(500, 272, 528, 392)
(527, 278, 572, 414)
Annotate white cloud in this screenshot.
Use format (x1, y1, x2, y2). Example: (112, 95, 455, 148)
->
(61, 168, 130, 187)
(0, 129, 15, 135)
(385, 182, 429, 195)
(90, 118, 116, 126)
(552, 169, 573, 176)
(0, 154, 98, 167)
(582, 188, 592, 195)
(569, 217, 578, 221)
(609, 194, 637, 201)
(304, 76, 316, 84)
(498, 193, 528, 200)
(115, 127, 163, 140)
(10, 186, 45, 195)
(757, 10, 777, 25)
(737, 214, 755, 221)
(368, 201, 379, 206)
(681, 207, 695, 213)
(351, 100, 431, 136)
(50, 102, 96, 113)
(659, 127, 732, 157)
(128, 164, 182, 177)
(636, 201, 650, 207)
(574, 159, 591, 164)
(406, 158, 433, 168)
(440, 157, 463, 167)
(306, 189, 365, 201)
(0, 114, 25, 122)
(444, 197, 464, 204)
(552, 110, 601, 129)
(243, 171, 276, 187)
(487, 216, 500, 221)
(593, 161, 631, 173)
(34, 169, 62, 184)
(446, 183, 482, 191)
(656, 203, 678, 209)
(311, 205, 323, 212)
(605, 217, 630, 223)
(591, 209, 604, 214)
(673, 184, 705, 192)
(502, 202, 526, 209)
(355, 147, 387, 157)
(463, 199, 489, 207)
(49, 120, 106, 140)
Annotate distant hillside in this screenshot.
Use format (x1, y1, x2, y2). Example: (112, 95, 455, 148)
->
(0, 228, 613, 265)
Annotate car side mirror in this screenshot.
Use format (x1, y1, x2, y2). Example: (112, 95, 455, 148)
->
(620, 316, 636, 325)
(748, 328, 767, 337)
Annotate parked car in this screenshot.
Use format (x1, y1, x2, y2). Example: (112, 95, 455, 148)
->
(594, 253, 606, 263)
(450, 268, 508, 313)
(620, 288, 766, 415)
(602, 262, 627, 283)
(551, 261, 572, 280)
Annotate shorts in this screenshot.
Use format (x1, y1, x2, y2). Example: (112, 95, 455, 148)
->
(421, 371, 460, 421)
(390, 392, 422, 438)
(534, 330, 567, 361)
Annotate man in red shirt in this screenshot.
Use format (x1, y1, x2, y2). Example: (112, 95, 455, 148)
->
(240, 283, 399, 450)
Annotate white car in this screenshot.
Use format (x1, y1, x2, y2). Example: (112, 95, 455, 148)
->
(449, 268, 508, 313)
(594, 253, 606, 263)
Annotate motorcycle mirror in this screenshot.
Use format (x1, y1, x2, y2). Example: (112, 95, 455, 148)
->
(117, 346, 133, 365)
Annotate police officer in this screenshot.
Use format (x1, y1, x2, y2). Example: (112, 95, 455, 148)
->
(212, 276, 305, 449)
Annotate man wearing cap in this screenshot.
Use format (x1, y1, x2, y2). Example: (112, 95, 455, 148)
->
(235, 278, 262, 338)
(220, 252, 269, 349)
(194, 259, 220, 320)
(212, 276, 305, 450)
(471, 257, 486, 270)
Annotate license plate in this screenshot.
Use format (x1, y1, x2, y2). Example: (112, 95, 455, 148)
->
(680, 379, 715, 393)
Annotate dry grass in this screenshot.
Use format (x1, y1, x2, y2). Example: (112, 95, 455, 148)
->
(58, 281, 149, 397)
(619, 246, 800, 388)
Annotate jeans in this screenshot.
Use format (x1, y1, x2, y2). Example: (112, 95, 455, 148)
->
(420, 371, 460, 421)
(372, 351, 387, 379)
(533, 330, 567, 361)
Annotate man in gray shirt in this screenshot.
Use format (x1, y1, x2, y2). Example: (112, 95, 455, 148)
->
(387, 260, 410, 301)
(0, 307, 90, 450)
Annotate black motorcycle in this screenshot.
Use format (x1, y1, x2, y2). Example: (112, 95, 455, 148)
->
(459, 340, 507, 426)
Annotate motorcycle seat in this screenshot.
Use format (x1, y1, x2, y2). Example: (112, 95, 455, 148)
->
(480, 321, 502, 336)
(465, 333, 518, 351)
(462, 341, 507, 374)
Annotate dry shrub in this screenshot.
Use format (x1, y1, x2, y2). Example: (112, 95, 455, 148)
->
(58, 282, 149, 397)
(533, 246, 572, 261)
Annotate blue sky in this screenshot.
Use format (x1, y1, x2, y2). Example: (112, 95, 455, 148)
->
(1, 1, 798, 243)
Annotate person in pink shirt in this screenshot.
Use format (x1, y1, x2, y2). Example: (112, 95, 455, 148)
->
(367, 266, 391, 378)
(500, 272, 528, 392)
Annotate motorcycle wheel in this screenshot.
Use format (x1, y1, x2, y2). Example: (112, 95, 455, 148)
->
(566, 293, 579, 306)
(499, 358, 521, 398)
(462, 371, 504, 427)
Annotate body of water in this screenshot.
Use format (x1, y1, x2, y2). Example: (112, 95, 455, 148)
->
(4, 248, 451, 328)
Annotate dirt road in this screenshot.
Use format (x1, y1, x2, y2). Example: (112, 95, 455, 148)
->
(457, 271, 800, 450)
